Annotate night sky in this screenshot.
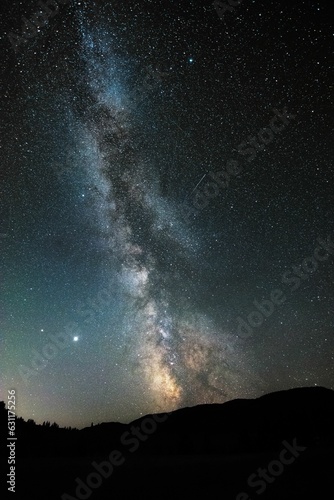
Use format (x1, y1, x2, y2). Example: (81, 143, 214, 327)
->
(1, 0, 333, 428)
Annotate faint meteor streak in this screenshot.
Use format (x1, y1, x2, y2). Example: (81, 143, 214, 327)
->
(189, 173, 207, 196)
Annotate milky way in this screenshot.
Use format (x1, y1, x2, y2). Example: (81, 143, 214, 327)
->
(70, 20, 260, 413)
(1, 0, 333, 427)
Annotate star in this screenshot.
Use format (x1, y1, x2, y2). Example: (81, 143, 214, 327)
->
(1, 0, 332, 431)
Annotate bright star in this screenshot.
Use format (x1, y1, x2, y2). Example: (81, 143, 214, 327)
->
(73, 336, 79, 342)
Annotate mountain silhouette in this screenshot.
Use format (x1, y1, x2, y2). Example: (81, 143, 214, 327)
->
(1, 386, 334, 499)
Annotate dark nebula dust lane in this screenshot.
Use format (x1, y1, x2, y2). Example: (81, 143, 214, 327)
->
(0, 0, 333, 427)
(70, 18, 260, 412)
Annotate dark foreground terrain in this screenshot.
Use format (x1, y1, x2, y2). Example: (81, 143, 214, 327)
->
(2, 386, 334, 499)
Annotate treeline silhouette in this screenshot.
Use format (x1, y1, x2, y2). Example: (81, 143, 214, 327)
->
(1, 386, 334, 458)
(1, 387, 334, 499)
(1, 400, 79, 457)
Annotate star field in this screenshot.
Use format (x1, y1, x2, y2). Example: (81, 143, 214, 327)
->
(0, 0, 333, 428)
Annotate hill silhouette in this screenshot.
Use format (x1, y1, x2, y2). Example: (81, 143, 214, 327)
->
(1, 386, 334, 499)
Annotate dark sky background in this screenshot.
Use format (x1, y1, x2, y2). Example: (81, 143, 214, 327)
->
(0, 0, 333, 428)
